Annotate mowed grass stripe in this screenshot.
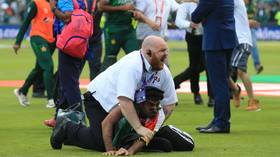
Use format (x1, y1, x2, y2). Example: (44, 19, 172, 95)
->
(0, 40, 279, 156)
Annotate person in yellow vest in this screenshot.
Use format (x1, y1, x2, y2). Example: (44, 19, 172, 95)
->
(13, 0, 56, 108)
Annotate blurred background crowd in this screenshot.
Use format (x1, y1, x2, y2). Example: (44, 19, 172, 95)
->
(0, 0, 30, 24)
(0, 0, 280, 26)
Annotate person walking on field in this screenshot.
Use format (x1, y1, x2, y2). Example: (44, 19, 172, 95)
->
(13, 0, 56, 108)
(173, 1, 214, 106)
(99, 0, 140, 70)
(229, 0, 261, 112)
(49, 0, 87, 113)
(245, 0, 264, 74)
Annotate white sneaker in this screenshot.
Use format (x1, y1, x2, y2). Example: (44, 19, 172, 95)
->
(46, 99, 55, 108)
(14, 88, 30, 107)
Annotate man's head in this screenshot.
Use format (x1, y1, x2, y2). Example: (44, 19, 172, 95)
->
(135, 86, 164, 118)
(141, 35, 168, 71)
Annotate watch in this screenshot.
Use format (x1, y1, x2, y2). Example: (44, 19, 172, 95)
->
(52, 7, 57, 13)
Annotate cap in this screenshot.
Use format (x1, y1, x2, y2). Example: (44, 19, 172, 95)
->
(135, 86, 164, 104)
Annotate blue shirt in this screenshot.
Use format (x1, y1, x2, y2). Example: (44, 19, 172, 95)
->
(54, 0, 74, 35)
(58, 0, 74, 12)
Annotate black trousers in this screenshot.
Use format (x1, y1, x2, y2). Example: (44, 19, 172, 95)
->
(64, 92, 107, 151)
(174, 33, 213, 97)
(140, 125, 195, 152)
(85, 37, 103, 81)
(115, 126, 194, 152)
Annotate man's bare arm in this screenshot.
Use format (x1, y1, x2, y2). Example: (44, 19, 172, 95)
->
(102, 106, 122, 152)
(114, 140, 146, 156)
(118, 96, 154, 140)
(131, 10, 160, 31)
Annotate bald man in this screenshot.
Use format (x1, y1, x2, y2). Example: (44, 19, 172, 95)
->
(50, 35, 178, 151)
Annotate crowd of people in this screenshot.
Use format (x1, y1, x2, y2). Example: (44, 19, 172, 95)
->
(255, 0, 280, 26)
(1, 0, 280, 26)
(11, 0, 265, 155)
(0, 0, 30, 24)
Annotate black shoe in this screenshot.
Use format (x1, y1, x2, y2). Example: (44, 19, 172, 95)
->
(199, 125, 230, 134)
(32, 92, 47, 98)
(173, 80, 180, 90)
(207, 98, 215, 107)
(256, 65, 264, 74)
(194, 93, 203, 105)
(196, 122, 213, 131)
(50, 116, 70, 149)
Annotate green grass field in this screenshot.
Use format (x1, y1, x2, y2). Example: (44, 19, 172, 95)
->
(0, 40, 279, 157)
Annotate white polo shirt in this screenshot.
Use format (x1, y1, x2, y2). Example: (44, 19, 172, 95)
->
(175, 2, 203, 35)
(234, 0, 252, 46)
(134, 0, 179, 40)
(87, 50, 178, 112)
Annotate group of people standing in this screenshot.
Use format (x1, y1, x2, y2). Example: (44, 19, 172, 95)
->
(12, 0, 263, 155)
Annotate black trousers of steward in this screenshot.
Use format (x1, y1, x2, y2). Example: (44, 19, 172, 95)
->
(174, 33, 213, 98)
(64, 92, 107, 151)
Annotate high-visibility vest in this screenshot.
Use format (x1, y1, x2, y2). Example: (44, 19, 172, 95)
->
(30, 0, 55, 43)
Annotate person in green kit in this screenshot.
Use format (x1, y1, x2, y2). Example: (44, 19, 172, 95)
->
(102, 86, 194, 155)
(13, 0, 56, 108)
(99, 0, 140, 70)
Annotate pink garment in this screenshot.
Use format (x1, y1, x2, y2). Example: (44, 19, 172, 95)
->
(56, 0, 93, 59)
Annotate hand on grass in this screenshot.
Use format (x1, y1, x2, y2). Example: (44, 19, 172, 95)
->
(115, 148, 130, 156)
(102, 150, 116, 156)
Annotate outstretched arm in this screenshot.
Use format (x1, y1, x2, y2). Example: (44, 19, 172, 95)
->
(131, 10, 160, 31)
(13, 1, 37, 54)
(102, 105, 151, 156)
(113, 140, 146, 156)
(118, 96, 154, 141)
(102, 106, 122, 153)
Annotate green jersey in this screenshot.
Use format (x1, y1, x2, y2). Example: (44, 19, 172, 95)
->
(246, 0, 257, 20)
(15, 1, 37, 45)
(104, 0, 134, 32)
(112, 109, 165, 148)
(112, 118, 135, 148)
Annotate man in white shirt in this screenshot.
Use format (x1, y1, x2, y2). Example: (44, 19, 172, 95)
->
(134, 0, 179, 44)
(230, 0, 261, 111)
(50, 35, 178, 151)
(173, 1, 214, 107)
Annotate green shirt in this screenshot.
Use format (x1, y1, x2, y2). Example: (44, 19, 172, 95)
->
(15, 1, 37, 45)
(112, 118, 135, 148)
(104, 0, 134, 32)
(246, 0, 257, 20)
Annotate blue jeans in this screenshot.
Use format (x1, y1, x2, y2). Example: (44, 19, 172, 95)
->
(250, 29, 261, 68)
